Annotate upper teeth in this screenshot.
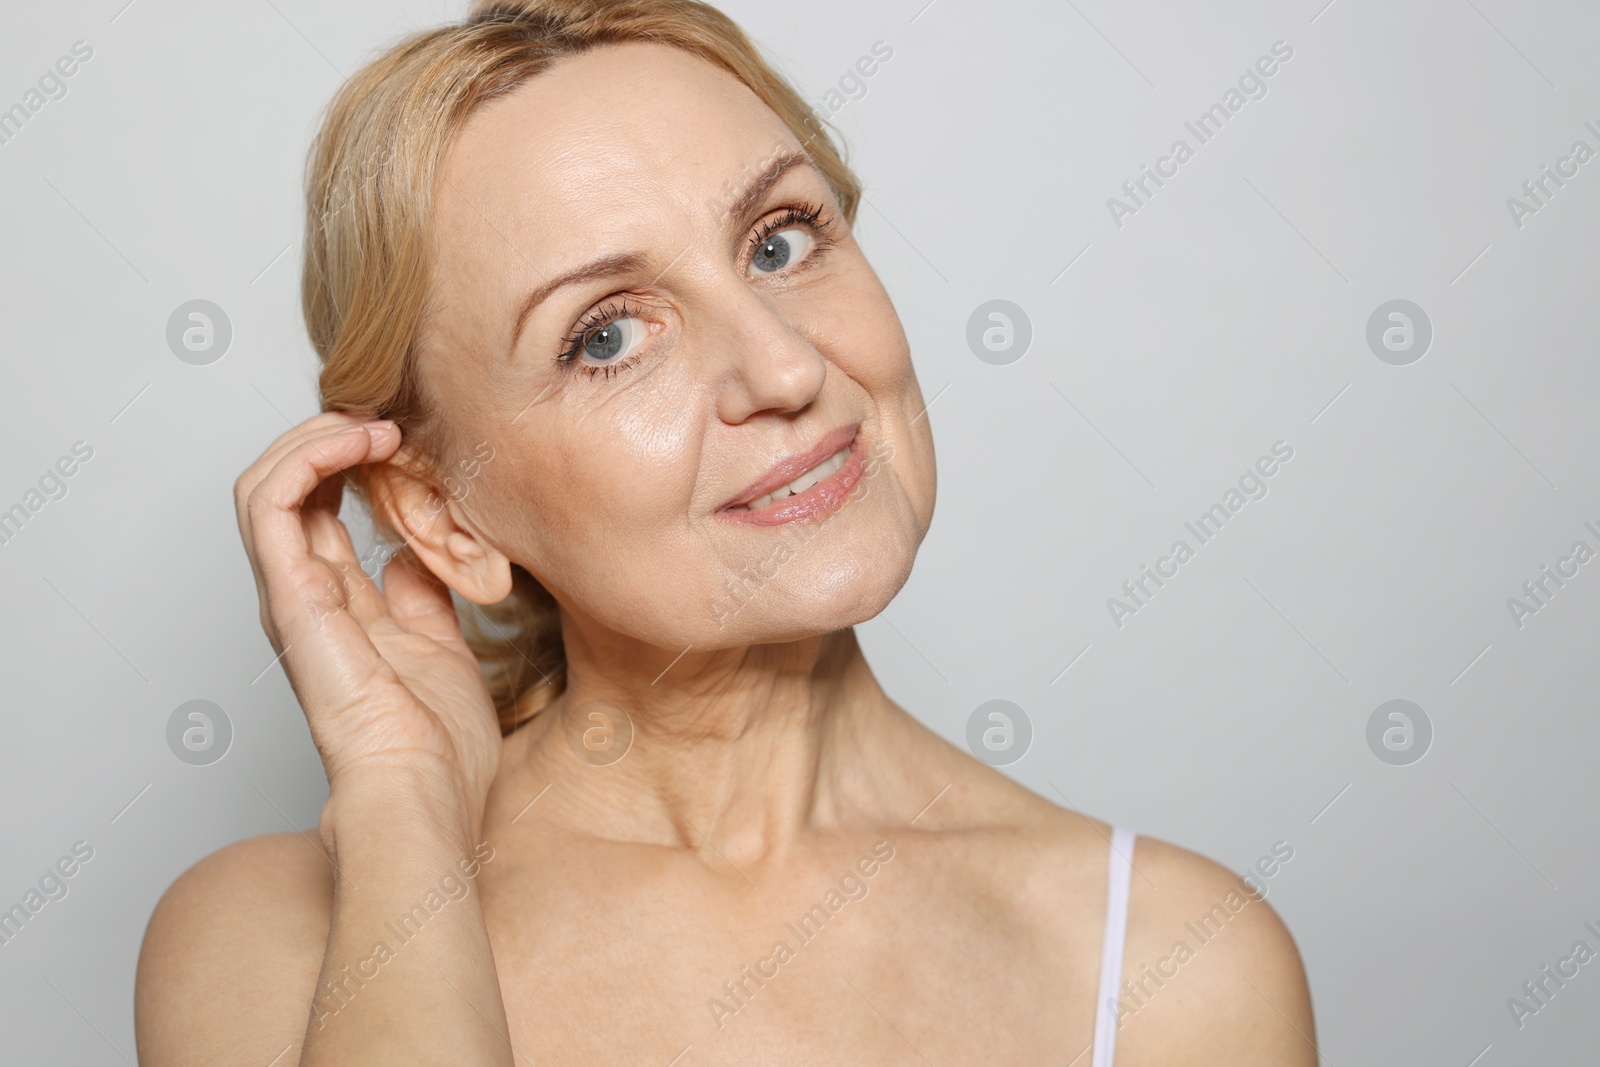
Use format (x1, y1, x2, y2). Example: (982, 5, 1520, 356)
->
(742, 446, 851, 510)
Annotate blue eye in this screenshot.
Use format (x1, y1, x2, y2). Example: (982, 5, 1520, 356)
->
(748, 228, 814, 276)
(556, 302, 647, 379)
(582, 316, 643, 362)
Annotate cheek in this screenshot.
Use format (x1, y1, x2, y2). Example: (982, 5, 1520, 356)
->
(489, 449, 704, 632)
(817, 265, 935, 523)
(813, 263, 909, 382)
(606, 375, 702, 469)
(892, 401, 938, 537)
(482, 380, 708, 590)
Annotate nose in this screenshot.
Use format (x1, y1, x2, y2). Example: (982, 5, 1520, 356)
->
(704, 278, 829, 425)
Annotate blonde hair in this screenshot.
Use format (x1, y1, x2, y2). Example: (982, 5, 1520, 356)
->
(301, 0, 863, 733)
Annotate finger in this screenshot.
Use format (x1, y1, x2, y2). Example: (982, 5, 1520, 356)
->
(308, 553, 393, 636)
(266, 408, 374, 461)
(234, 417, 384, 565)
(244, 424, 399, 636)
(304, 493, 364, 569)
(299, 437, 409, 632)
(240, 411, 373, 498)
(235, 423, 392, 640)
(233, 414, 398, 652)
(382, 555, 474, 653)
(302, 490, 396, 635)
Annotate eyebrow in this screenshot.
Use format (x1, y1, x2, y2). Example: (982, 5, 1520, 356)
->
(723, 150, 820, 228)
(505, 149, 827, 358)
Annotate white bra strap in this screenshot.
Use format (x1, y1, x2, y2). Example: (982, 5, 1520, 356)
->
(1091, 825, 1136, 1067)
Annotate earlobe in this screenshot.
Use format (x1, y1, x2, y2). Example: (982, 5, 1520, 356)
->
(397, 494, 514, 607)
(439, 522, 515, 606)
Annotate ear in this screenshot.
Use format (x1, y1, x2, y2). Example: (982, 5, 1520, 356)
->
(368, 446, 514, 606)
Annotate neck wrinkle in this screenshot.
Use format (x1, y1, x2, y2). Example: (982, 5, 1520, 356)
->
(503, 626, 907, 868)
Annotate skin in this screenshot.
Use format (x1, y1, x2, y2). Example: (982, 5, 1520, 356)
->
(134, 41, 1317, 1066)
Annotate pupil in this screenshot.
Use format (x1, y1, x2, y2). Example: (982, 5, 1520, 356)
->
(585, 324, 622, 360)
(756, 234, 791, 272)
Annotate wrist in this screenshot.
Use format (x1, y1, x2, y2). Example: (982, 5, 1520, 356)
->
(320, 756, 482, 857)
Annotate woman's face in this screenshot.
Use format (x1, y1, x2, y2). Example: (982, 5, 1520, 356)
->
(412, 40, 936, 651)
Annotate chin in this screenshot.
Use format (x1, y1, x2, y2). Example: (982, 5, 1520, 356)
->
(706, 526, 921, 647)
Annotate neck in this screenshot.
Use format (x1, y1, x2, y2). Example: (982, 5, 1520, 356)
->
(495, 624, 935, 868)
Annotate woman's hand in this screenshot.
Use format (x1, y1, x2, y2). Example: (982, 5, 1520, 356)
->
(199, 411, 518, 1066)
(233, 411, 502, 840)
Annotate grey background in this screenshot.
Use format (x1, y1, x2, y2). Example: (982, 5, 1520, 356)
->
(2, 0, 1596, 1062)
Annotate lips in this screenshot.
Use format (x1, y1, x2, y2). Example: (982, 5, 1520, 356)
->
(717, 423, 865, 525)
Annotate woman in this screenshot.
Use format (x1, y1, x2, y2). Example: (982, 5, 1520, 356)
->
(134, 2, 1316, 1063)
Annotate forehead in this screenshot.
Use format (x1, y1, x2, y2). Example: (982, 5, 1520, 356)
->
(435, 41, 799, 246)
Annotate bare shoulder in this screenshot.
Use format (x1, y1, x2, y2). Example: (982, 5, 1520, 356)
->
(1115, 834, 1317, 1065)
(135, 831, 334, 1067)
(907, 752, 1315, 1064)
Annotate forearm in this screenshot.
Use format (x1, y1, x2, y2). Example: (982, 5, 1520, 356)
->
(299, 767, 512, 1066)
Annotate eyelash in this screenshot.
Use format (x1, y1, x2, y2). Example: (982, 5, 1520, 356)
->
(553, 202, 837, 380)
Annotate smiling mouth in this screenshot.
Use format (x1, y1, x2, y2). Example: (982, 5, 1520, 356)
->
(718, 424, 868, 526)
(735, 443, 852, 511)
